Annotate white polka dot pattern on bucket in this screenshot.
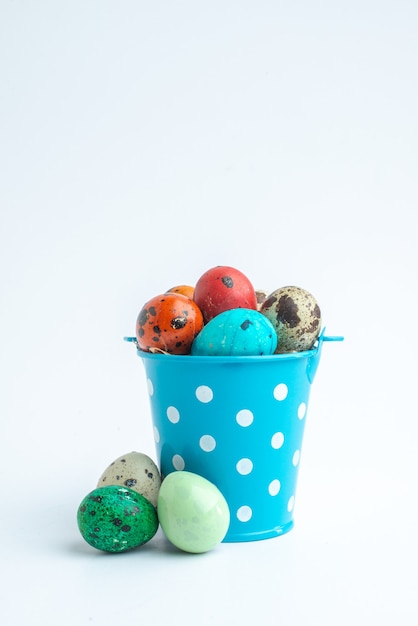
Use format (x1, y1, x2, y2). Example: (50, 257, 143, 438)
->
(237, 505, 252, 522)
(172, 454, 185, 470)
(273, 383, 288, 401)
(199, 434, 216, 452)
(147, 370, 311, 537)
(268, 479, 281, 496)
(195, 385, 213, 403)
(236, 458, 253, 475)
(166, 406, 180, 423)
(236, 409, 254, 427)
(271, 431, 285, 449)
(153, 426, 160, 443)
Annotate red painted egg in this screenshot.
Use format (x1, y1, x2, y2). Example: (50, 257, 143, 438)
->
(193, 266, 257, 323)
(136, 293, 204, 354)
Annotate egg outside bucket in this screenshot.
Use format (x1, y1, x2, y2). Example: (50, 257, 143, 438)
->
(133, 331, 342, 542)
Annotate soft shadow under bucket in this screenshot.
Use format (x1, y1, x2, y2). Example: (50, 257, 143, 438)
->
(129, 331, 343, 542)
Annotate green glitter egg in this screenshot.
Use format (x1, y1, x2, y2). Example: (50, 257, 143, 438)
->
(157, 471, 230, 553)
(77, 485, 159, 552)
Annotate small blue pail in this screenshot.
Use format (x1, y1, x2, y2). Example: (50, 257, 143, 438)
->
(129, 330, 343, 542)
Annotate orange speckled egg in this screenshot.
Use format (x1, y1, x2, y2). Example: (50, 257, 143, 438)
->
(136, 293, 204, 354)
(166, 284, 195, 300)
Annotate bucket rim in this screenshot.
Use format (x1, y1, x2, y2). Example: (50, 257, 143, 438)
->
(136, 347, 315, 363)
(124, 329, 343, 364)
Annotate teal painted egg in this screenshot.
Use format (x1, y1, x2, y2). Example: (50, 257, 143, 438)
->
(77, 485, 159, 552)
(191, 308, 277, 356)
(157, 471, 230, 553)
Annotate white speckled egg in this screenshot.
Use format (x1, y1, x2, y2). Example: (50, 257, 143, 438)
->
(191, 308, 277, 356)
(97, 451, 162, 508)
(260, 286, 321, 353)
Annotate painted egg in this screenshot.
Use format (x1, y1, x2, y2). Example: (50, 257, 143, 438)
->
(136, 292, 204, 354)
(255, 289, 269, 311)
(96, 451, 161, 508)
(77, 485, 159, 552)
(157, 471, 230, 553)
(260, 285, 321, 353)
(191, 308, 277, 356)
(193, 265, 257, 323)
(166, 284, 195, 300)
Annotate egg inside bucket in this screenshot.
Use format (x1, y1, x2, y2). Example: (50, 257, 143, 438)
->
(260, 285, 321, 353)
(191, 308, 277, 356)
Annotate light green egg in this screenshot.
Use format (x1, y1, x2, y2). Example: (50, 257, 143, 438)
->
(157, 471, 230, 553)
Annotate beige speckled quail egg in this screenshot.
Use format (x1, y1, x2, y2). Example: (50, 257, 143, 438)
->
(255, 289, 269, 311)
(97, 451, 162, 508)
(260, 285, 321, 353)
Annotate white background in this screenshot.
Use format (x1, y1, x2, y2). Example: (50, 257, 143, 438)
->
(1, 1, 417, 624)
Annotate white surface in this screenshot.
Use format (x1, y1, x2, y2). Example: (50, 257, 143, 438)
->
(1, 1, 417, 624)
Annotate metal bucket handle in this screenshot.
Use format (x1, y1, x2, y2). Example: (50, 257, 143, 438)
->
(307, 328, 344, 383)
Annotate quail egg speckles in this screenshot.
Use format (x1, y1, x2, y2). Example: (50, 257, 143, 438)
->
(136, 292, 204, 354)
(77, 485, 159, 553)
(260, 286, 321, 353)
(97, 451, 161, 508)
(255, 289, 269, 311)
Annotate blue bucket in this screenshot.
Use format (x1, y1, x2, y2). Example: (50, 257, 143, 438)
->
(128, 330, 343, 542)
